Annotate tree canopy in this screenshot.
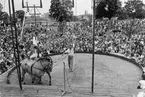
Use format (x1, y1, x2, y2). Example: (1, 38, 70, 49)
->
(124, 0, 145, 19)
(0, 11, 9, 26)
(95, 0, 145, 19)
(0, 3, 3, 12)
(49, 0, 73, 22)
(15, 10, 25, 24)
(96, 0, 121, 19)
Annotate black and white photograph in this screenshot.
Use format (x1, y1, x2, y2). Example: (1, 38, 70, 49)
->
(0, 0, 145, 97)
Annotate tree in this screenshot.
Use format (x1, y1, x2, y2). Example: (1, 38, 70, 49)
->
(96, 0, 122, 19)
(49, 0, 73, 33)
(49, 0, 73, 22)
(115, 7, 129, 20)
(10, 14, 18, 26)
(0, 3, 3, 12)
(124, 0, 145, 19)
(2, 12, 9, 26)
(0, 11, 9, 26)
(49, 0, 61, 21)
(0, 3, 3, 21)
(15, 10, 25, 24)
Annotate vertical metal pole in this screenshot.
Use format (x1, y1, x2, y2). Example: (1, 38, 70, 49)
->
(11, 0, 22, 90)
(91, 0, 96, 93)
(40, 0, 43, 8)
(62, 62, 66, 96)
(8, 0, 17, 75)
(64, 62, 66, 92)
(34, 5, 36, 26)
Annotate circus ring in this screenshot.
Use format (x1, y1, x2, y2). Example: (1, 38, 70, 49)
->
(1, 52, 143, 96)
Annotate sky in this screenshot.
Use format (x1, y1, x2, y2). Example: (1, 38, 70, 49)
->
(0, 0, 145, 15)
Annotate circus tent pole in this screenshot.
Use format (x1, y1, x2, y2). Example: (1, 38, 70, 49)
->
(91, 0, 96, 93)
(11, 0, 23, 90)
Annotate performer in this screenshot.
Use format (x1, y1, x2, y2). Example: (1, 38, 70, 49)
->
(32, 32, 41, 58)
(32, 32, 39, 47)
(64, 34, 76, 72)
(64, 44, 74, 72)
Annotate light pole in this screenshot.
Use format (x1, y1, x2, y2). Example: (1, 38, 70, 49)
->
(91, 0, 96, 93)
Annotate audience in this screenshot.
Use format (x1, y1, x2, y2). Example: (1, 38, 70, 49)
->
(0, 18, 145, 74)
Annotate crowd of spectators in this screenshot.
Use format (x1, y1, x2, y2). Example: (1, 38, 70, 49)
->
(0, 18, 145, 74)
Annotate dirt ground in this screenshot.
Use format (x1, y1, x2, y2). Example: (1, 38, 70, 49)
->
(6, 54, 142, 96)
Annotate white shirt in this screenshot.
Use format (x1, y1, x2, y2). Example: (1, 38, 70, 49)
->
(65, 48, 74, 56)
(141, 41, 144, 45)
(136, 91, 145, 97)
(139, 80, 145, 89)
(33, 37, 38, 46)
(143, 68, 145, 73)
(30, 53, 37, 59)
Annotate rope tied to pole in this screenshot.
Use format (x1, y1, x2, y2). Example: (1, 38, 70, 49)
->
(52, 54, 68, 68)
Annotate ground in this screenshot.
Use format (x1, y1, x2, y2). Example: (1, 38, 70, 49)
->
(0, 54, 142, 97)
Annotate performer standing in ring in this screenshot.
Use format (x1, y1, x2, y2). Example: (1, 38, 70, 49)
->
(65, 44, 74, 72)
(64, 33, 76, 72)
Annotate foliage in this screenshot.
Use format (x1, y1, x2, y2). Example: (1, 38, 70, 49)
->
(96, 0, 122, 19)
(0, 11, 9, 26)
(95, 0, 145, 19)
(49, 0, 61, 21)
(49, 0, 73, 22)
(60, 0, 74, 9)
(2, 12, 9, 26)
(115, 7, 129, 20)
(0, 3, 3, 12)
(9, 14, 18, 26)
(124, 0, 145, 19)
(15, 10, 25, 24)
(0, 3, 3, 20)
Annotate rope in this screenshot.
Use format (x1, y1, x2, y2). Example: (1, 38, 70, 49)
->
(20, 12, 26, 41)
(65, 67, 92, 95)
(52, 54, 68, 68)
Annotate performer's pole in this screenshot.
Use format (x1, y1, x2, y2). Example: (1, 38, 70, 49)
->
(11, 0, 23, 90)
(62, 62, 66, 96)
(91, 0, 96, 93)
(61, 62, 71, 96)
